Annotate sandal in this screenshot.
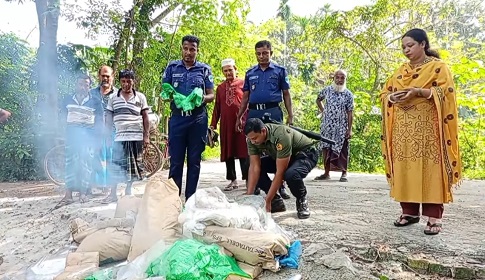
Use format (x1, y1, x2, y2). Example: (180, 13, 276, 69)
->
(314, 174, 330, 180)
(53, 198, 75, 210)
(79, 194, 90, 203)
(224, 181, 238, 191)
(339, 174, 348, 182)
(100, 195, 118, 204)
(393, 215, 420, 227)
(424, 222, 442, 235)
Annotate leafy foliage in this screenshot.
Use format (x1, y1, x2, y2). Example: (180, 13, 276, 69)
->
(0, 33, 38, 180)
(0, 33, 92, 180)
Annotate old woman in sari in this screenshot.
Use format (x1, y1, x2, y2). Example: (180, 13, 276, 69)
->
(380, 28, 462, 235)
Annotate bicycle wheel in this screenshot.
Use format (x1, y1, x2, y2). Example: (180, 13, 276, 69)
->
(159, 139, 170, 170)
(143, 142, 162, 177)
(44, 144, 66, 186)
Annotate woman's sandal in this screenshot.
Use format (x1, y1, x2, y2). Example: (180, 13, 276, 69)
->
(393, 215, 420, 227)
(314, 174, 330, 180)
(424, 222, 442, 235)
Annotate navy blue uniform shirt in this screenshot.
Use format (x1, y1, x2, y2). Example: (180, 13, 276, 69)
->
(243, 62, 290, 104)
(162, 60, 214, 111)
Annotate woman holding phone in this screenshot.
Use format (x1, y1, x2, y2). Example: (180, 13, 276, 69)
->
(380, 28, 462, 235)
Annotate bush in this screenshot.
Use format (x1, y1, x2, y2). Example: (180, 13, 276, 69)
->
(0, 33, 39, 181)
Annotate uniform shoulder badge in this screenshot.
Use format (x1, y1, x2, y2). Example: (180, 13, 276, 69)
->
(276, 143, 283, 151)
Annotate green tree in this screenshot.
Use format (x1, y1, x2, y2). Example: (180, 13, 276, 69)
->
(0, 34, 38, 180)
(5, 0, 62, 167)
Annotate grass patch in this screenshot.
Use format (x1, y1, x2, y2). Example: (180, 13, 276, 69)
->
(202, 146, 220, 161)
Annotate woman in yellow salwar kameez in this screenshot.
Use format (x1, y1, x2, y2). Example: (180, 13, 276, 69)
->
(380, 29, 462, 235)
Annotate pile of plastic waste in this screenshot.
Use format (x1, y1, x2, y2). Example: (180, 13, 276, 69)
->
(25, 180, 302, 280)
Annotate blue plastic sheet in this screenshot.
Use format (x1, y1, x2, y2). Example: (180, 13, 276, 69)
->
(278, 240, 302, 269)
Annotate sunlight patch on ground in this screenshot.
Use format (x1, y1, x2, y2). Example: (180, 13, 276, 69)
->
(0, 196, 58, 203)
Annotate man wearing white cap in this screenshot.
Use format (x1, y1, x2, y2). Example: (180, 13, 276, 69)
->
(210, 58, 249, 191)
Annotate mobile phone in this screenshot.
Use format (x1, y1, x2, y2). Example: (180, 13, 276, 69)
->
(392, 90, 408, 99)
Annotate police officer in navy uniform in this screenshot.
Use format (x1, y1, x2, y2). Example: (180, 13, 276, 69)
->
(235, 40, 294, 199)
(162, 35, 215, 201)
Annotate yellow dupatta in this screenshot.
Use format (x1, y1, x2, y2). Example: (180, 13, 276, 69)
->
(380, 57, 462, 202)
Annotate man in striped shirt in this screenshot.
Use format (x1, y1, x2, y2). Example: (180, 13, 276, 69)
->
(55, 73, 104, 209)
(102, 69, 150, 203)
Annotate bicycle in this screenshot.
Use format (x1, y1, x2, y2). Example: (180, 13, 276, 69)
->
(148, 128, 170, 172)
(44, 135, 168, 186)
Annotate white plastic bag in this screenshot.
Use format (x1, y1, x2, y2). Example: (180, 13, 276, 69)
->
(183, 187, 232, 211)
(25, 245, 77, 280)
(117, 239, 167, 280)
(180, 187, 295, 240)
(180, 188, 265, 238)
(235, 194, 297, 240)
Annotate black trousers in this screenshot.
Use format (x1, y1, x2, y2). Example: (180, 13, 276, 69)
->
(225, 157, 249, 181)
(256, 148, 318, 199)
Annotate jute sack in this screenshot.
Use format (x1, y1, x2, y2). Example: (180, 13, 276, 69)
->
(195, 225, 290, 272)
(226, 262, 263, 279)
(70, 218, 97, 243)
(54, 264, 98, 280)
(54, 252, 99, 280)
(70, 218, 135, 244)
(76, 227, 132, 264)
(65, 252, 99, 267)
(127, 179, 182, 261)
(114, 196, 142, 218)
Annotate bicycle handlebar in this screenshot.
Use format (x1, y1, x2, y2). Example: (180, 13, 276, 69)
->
(260, 113, 336, 145)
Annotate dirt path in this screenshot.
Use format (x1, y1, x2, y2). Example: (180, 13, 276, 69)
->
(1, 161, 484, 279)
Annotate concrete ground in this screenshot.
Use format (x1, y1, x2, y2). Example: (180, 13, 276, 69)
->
(0, 161, 484, 279)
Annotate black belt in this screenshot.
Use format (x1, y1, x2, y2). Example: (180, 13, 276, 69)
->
(248, 102, 279, 110)
(171, 106, 205, 117)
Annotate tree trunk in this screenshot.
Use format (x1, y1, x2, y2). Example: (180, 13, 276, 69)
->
(112, 2, 180, 80)
(130, 3, 152, 88)
(112, 6, 139, 75)
(34, 0, 60, 170)
(130, 3, 180, 87)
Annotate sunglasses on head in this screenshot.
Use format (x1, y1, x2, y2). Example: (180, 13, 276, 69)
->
(119, 69, 135, 79)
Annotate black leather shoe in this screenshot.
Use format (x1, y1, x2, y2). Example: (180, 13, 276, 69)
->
(296, 197, 310, 219)
(271, 197, 287, 213)
(279, 186, 291, 200)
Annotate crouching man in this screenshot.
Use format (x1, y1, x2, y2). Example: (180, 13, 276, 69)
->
(244, 118, 318, 219)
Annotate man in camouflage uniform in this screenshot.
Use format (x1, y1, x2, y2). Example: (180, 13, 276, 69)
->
(244, 118, 318, 219)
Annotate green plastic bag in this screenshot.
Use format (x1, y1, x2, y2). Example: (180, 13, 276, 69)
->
(146, 239, 251, 280)
(160, 83, 203, 112)
(84, 268, 114, 280)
